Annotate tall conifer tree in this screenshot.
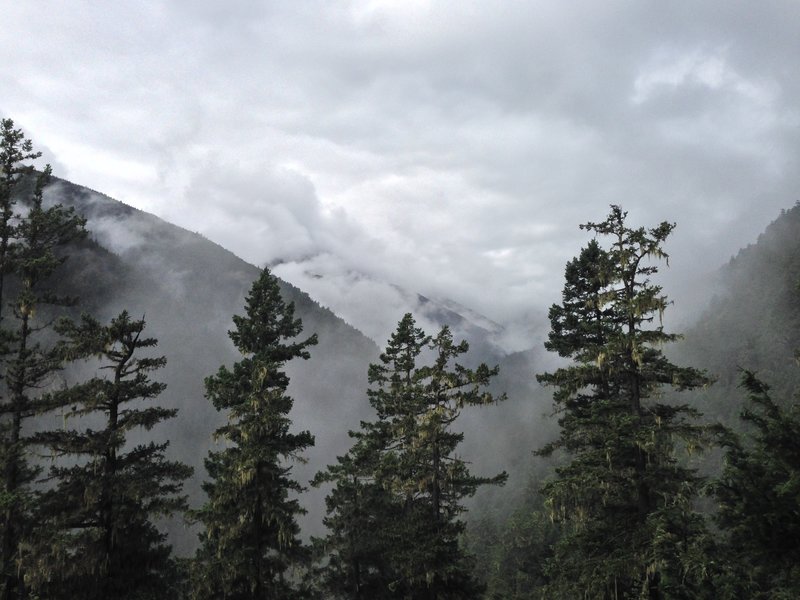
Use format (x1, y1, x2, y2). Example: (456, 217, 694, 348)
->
(537, 206, 716, 599)
(192, 269, 317, 599)
(0, 120, 86, 599)
(316, 314, 505, 599)
(26, 312, 192, 599)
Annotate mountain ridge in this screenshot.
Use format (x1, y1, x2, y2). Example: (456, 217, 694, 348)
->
(678, 201, 800, 423)
(42, 175, 526, 554)
(41, 176, 382, 552)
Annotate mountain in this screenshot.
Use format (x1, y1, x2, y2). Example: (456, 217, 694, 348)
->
(678, 201, 800, 423)
(41, 176, 535, 555)
(43, 171, 800, 570)
(42, 177, 381, 553)
(270, 259, 514, 360)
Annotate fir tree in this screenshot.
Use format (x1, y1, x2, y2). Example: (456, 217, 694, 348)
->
(316, 314, 506, 599)
(0, 119, 41, 600)
(25, 312, 192, 599)
(0, 122, 86, 599)
(192, 268, 317, 600)
(536, 206, 717, 599)
(313, 314, 429, 599)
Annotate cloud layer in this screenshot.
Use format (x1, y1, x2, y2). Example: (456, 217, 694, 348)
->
(3, 1, 798, 340)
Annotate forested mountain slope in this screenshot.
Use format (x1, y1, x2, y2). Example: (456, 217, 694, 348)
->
(41, 177, 381, 551)
(471, 203, 800, 599)
(680, 202, 800, 422)
(43, 176, 530, 555)
(44, 172, 800, 571)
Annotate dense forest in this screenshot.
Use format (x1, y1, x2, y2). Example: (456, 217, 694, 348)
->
(0, 119, 798, 599)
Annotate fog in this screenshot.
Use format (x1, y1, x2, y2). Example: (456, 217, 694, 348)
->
(29, 162, 799, 571)
(42, 179, 382, 553)
(5, 2, 799, 570)
(31, 173, 571, 556)
(3, 1, 798, 341)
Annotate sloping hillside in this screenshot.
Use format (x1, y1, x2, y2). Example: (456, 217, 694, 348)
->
(43, 177, 381, 552)
(680, 202, 800, 422)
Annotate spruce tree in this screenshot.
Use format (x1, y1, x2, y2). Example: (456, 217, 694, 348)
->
(710, 370, 800, 598)
(314, 314, 429, 599)
(0, 119, 42, 600)
(536, 206, 716, 599)
(192, 268, 317, 599)
(316, 314, 506, 599)
(0, 122, 86, 599)
(25, 312, 192, 599)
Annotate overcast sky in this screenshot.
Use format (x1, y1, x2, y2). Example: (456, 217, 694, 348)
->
(2, 1, 798, 347)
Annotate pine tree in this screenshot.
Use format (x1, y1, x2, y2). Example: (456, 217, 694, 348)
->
(710, 370, 800, 598)
(22, 312, 191, 598)
(316, 314, 506, 599)
(192, 268, 317, 600)
(313, 314, 429, 599)
(0, 122, 87, 599)
(0, 119, 42, 600)
(536, 206, 717, 599)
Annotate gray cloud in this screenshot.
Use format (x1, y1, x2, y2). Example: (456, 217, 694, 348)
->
(2, 1, 798, 338)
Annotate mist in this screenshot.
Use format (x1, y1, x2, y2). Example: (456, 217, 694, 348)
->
(3, 2, 798, 340)
(42, 172, 780, 552)
(4, 3, 800, 595)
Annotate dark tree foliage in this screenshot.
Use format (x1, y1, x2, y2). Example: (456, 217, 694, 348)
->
(0, 119, 86, 599)
(24, 312, 192, 599)
(536, 206, 717, 599)
(313, 440, 396, 599)
(315, 313, 506, 599)
(192, 268, 317, 600)
(473, 490, 560, 600)
(682, 202, 800, 423)
(710, 370, 800, 598)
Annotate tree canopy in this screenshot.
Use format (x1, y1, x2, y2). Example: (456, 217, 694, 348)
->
(536, 206, 717, 599)
(192, 268, 317, 599)
(315, 313, 506, 599)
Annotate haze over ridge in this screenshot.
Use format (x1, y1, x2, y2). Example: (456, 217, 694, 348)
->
(2, 1, 797, 341)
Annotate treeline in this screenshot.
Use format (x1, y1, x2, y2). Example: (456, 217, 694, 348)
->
(0, 121, 508, 599)
(0, 121, 798, 599)
(0, 120, 193, 598)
